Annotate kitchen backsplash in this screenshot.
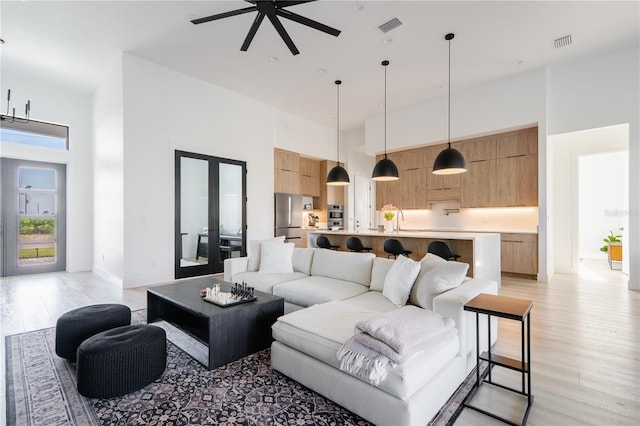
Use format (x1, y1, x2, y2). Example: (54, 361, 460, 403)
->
(377, 203, 538, 233)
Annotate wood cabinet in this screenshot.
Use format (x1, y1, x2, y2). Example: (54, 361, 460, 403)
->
(375, 127, 538, 209)
(501, 233, 538, 276)
(274, 148, 300, 194)
(496, 155, 537, 206)
(461, 159, 498, 207)
(299, 157, 321, 197)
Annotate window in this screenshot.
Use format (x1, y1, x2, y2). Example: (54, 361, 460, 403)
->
(0, 118, 68, 150)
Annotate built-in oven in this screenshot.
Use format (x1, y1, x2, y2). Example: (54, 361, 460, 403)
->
(328, 204, 344, 229)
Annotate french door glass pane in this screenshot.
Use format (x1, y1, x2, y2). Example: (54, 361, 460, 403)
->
(17, 167, 57, 266)
(180, 157, 209, 267)
(219, 163, 243, 261)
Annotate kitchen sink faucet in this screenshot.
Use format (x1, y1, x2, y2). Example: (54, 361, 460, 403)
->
(396, 208, 405, 232)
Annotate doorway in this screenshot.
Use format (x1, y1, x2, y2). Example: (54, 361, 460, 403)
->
(354, 175, 373, 232)
(551, 123, 629, 275)
(174, 151, 246, 278)
(1, 158, 67, 276)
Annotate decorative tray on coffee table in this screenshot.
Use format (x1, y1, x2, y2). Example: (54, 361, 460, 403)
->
(201, 282, 256, 308)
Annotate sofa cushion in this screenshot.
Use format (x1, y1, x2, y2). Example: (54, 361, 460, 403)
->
(310, 250, 375, 287)
(339, 291, 398, 313)
(259, 240, 294, 274)
(383, 256, 421, 307)
(409, 254, 447, 305)
(231, 271, 308, 294)
(272, 300, 459, 400)
(411, 261, 469, 310)
(370, 258, 394, 292)
(273, 276, 369, 307)
(247, 236, 285, 271)
(292, 248, 315, 275)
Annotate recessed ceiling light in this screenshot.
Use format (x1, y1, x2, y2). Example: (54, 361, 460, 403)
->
(434, 84, 443, 90)
(511, 60, 523, 66)
(298, 104, 305, 109)
(268, 55, 279, 62)
(378, 102, 384, 108)
(382, 38, 393, 44)
(317, 68, 327, 74)
(352, 2, 364, 12)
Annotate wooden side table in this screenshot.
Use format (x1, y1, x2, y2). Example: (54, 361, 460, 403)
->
(464, 293, 534, 426)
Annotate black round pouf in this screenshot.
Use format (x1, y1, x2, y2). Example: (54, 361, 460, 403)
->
(76, 324, 166, 399)
(55, 304, 131, 362)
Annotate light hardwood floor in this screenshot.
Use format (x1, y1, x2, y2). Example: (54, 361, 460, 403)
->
(1, 261, 638, 425)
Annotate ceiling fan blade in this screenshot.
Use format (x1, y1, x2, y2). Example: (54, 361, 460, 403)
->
(266, 14, 299, 55)
(241, 13, 266, 51)
(191, 6, 257, 25)
(275, 1, 317, 7)
(275, 9, 341, 37)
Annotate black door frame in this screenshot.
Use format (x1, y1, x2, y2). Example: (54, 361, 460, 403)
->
(174, 150, 246, 279)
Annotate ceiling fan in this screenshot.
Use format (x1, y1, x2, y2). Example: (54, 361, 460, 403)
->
(191, 0, 341, 56)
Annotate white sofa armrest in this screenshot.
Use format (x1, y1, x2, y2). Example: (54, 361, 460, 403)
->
(432, 278, 498, 372)
(223, 257, 249, 282)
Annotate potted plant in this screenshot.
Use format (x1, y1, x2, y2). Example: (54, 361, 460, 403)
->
(600, 230, 622, 267)
(381, 204, 396, 233)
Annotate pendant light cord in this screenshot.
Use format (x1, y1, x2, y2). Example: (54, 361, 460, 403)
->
(383, 60, 389, 159)
(447, 34, 453, 149)
(336, 80, 340, 164)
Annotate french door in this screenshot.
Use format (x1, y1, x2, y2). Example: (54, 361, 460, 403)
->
(175, 151, 246, 278)
(1, 158, 67, 276)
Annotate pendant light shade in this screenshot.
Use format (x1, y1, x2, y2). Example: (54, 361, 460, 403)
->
(432, 33, 466, 175)
(327, 80, 350, 186)
(372, 60, 399, 181)
(372, 156, 399, 181)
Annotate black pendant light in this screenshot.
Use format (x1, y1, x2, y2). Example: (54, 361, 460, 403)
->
(433, 33, 466, 175)
(372, 60, 399, 181)
(327, 80, 350, 186)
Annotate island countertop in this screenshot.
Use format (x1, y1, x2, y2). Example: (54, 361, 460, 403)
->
(309, 229, 500, 239)
(307, 229, 501, 286)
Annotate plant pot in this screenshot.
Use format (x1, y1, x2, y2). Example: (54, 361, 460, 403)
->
(385, 221, 394, 233)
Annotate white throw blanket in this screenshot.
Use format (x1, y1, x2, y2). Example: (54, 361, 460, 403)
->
(336, 306, 456, 385)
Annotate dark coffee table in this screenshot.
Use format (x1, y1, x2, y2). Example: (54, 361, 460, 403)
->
(147, 277, 284, 369)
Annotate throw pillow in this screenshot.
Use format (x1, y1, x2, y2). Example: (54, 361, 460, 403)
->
(247, 236, 285, 271)
(412, 261, 469, 310)
(382, 255, 421, 307)
(409, 253, 447, 305)
(259, 240, 294, 274)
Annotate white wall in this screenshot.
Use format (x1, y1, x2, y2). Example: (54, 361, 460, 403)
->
(92, 58, 125, 285)
(1, 58, 94, 273)
(579, 151, 628, 260)
(548, 47, 639, 289)
(120, 55, 335, 287)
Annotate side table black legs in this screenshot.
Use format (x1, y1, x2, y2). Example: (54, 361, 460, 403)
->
(464, 293, 534, 426)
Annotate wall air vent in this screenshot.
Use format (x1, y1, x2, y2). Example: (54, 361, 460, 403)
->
(378, 18, 402, 33)
(554, 34, 573, 49)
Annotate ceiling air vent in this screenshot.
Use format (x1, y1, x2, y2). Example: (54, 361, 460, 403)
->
(554, 34, 573, 49)
(378, 18, 402, 33)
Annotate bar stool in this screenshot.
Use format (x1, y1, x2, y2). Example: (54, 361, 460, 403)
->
(346, 237, 372, 252)
(316, 235, 340, 250)
(383, 239, 412, 259)
(428, 240, 461, 261)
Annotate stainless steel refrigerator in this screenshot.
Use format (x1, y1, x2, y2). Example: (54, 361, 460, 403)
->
(274, 193, 303, 247)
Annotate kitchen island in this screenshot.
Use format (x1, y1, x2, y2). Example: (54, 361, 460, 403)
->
(307, 230, 501, 286)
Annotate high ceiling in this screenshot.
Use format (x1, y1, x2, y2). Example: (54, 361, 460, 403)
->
(1, 1, 638, 130)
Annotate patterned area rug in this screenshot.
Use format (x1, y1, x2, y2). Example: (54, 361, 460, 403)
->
(5, 310, 483, 426)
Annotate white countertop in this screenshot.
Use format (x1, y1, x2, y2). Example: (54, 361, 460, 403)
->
(307, 229, 500, 240)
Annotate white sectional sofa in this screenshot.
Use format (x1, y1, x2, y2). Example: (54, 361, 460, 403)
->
(224, 247, 498, 426)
